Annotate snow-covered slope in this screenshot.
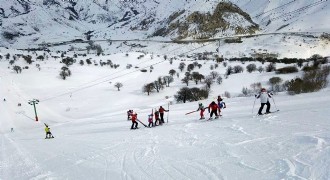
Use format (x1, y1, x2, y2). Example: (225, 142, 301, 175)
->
(1, 0, 330, 52)
(0, 48, 330, 179)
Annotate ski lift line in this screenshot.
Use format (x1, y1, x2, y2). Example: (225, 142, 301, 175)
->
(253, 0, 297, 18)
(39, 59, 168, 102)
(260, 0, 328, 23)
(35, 41, 208, 103)
(70, 55, 159, 90)
(267, 0, 327, 21)
(40, 41, 212, 102)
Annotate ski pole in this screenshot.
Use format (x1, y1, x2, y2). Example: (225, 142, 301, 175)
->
(167, 102, 169, 123)
(185, 110, 198, 115)
(252, 98, 256, 114)
(252, 98, 257, 114)
(271, 97, 279, 111)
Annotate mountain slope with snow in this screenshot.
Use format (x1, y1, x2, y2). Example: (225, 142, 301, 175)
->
(0, 47, 330, 179)
(1, 0, 330, 50)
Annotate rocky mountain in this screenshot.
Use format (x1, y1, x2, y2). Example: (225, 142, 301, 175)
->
(0, 0, 329, 57)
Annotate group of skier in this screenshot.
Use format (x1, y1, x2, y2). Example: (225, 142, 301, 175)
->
(196, 95, 227, 120)
(127, 87, 275, 129)
(127, 106, 169, 129)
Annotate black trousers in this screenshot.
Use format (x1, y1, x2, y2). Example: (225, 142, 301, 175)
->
(155, 118, 161, 125)
(131, 121, 138, 129)
(160, 113, 165, 123)
(148, 122, 153, 127)
(210, 110, 218, 118)
(258, 101, 271, 114)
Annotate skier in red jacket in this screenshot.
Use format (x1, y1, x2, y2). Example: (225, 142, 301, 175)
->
(208, 101, 219, 119)
(159, 106, 169, 124)
(154, 110, 161, 126)
(131, 113, 138, 129)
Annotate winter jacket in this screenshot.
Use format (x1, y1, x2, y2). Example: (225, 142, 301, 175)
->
(208, 103, 219, 111)
(45, 127, 50, 133)
(148, 115, 153, 123)
(131, 114, 137, 122)
(257, 92, 272, 103)
(154, 111, 160, 119)
(197, 104, 205, 111)
(159, 107, 168, 114)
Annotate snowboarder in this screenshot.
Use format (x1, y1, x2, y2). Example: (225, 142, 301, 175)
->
(197, 102, 206, 120)
(154, 110, 161, 126)
(148, 114, 153, 128)
(131, 112, 139, 129)
(159, 106, 169, 124)
(208, 101, 219, 119)
(217, 96, 226, 116)
(3, 98, 6, 102)
(255, 88, 272, 115)
(44, 124, 54, 139)
(11, 128, 14, 132)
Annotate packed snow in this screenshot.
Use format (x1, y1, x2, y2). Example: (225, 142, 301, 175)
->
(0, 48, 329, 179)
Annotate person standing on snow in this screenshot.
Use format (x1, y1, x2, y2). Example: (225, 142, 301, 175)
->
(208, 101, 219, 119)
(154, 110, 161, 126)
(159, 106, 169, 124)
(217, 96, 226, 116)
(131, 112, 139, 129)
(148, 114, 153, 128)
(44, 124, 54, 139)
(197, 103, 206, 120)
(127, 110, 133, 120)
(255, 88, 272, 115)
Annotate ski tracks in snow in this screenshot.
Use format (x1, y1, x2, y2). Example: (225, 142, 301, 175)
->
(0, 134, 53, 179)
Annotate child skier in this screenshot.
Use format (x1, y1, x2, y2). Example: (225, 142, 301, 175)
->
(131, 112, 139, 129)
(217, 96, 226, 116)
(127, 110, 133, 120)
(154, 110, 161, 126)
(255, 88, 272, 115)
(44, 124, 54, 139)
(208, 101, 219, 119)
(197, 103, 205, 120)
(148, 114, 153, 128)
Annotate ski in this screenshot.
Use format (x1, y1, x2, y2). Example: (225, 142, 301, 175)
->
(256, 110, 280, 116)
(136, 119, 148, 128)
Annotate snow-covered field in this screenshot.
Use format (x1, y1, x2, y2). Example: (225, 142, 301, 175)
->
(0, 48, 329, 179)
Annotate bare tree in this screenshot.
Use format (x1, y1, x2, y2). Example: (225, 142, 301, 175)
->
(216, 76, 223, 84)
(59, 66, 71, 80)
(153, 80, 163, 93)
(192, 72, 201, 84)
(205, 75, 214, 89)
(163, 76, 174, 87)
(210, 71, 219, 79)
(13, 66, 22, 74)
(258, 66, 264, 73)
(143, 83, 154, 95)
(114, 82, 123, 91)
(246, 63, 257, 73)
(181, 76, 190, 86)
(178, 62, 186, 72)
(169, 69, 176, 77)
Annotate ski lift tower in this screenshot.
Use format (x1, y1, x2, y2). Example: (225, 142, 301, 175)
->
(28, 99, 39, 121)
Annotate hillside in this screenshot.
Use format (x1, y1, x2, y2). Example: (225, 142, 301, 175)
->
(0, 47, 330, 179)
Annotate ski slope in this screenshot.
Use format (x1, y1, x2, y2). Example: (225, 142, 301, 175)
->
(0, 49, 330, 179)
